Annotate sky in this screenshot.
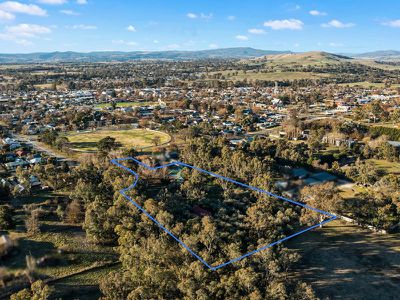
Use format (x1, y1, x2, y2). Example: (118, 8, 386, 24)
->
(0, 0, 400, 54)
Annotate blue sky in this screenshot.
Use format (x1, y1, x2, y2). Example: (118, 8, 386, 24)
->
(0, 0, 399, 53)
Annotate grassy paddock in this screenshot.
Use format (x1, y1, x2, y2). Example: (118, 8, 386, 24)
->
(6, 192, 117, 279)
(66, 129, 171, 152)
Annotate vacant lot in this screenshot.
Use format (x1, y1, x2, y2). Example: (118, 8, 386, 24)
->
(290, 220, 400, 300)
(66, 129, 171, 152)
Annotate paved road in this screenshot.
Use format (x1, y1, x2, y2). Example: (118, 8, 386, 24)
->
(13, 133, 71, 162)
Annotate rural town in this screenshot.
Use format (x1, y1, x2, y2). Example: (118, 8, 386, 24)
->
(1, 1, 400, 299)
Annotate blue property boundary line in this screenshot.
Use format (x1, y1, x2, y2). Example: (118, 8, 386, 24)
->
(111, 157, 337, 271)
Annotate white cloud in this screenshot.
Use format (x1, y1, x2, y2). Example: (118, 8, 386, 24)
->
(0, 32, 34, 46)
(309, 10, 327, 16)
(112, 39, 137, 46)
(235, 35, 248, 41)
(329, 42, 343, 47)
(382, 20, 400, 28)
(5, 23, 51, 37)
(209, 43, 218, 49)
(76, 0, 87, 4)
(69, 24, 97, 30)
(0, 9, 15, 21)
(227, 15, 235, 21)
(60, 9, 79, 16)
(153, 39, 159, 44)
(186, 12, 197, 19)
(186, 12, 212, 20)
(0, 1, 47, 16)
(322, 19, 354, 28)
(264, 19, 303, 30)
(248, 28, 266, 34)
(126, 25, 136, 32)
(38, 0, 67, 5)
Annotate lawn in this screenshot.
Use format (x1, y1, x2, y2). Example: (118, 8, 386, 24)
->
(66, 129, 171, 152)
(95, 101, 158, 109)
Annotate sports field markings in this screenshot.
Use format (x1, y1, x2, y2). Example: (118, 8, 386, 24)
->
(111, 157, 337, 271)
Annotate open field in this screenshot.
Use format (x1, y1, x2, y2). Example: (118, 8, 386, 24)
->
(354, 59, 400, 71)
(2, 192, 118, 299)
(33, 83, 68, 91)
(338, 184, 367, 200)
(290, 219, 400, 299)
(66, 129, 171, 152)
(338, 81, 400, 88)
(95, 101, 158, 109)
(367, 159, 400, 175)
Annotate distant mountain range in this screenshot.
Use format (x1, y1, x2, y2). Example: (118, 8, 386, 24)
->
(351, 50, 400, 61)
(0, 48, 399, 63)
(0, 48, 291, 63)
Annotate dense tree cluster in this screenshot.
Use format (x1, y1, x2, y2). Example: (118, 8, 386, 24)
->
(84, 137, 323, 299)
(343, 175, 400, 231)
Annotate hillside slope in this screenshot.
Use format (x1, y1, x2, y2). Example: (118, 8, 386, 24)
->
(251, 51, 353, 66)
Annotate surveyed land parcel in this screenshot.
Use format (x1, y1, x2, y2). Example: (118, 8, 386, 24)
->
(111, 157, 336, 270)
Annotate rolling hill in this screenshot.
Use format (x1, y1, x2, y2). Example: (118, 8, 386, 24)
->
(250, 51, 353, 65)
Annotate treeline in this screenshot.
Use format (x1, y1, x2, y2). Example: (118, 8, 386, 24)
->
(369, 126, 400, 141)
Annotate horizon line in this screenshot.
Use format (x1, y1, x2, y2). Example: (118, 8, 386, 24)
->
(0, 47, 399, 56)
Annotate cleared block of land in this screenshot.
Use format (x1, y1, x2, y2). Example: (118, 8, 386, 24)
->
(290, 220, 400, 299)
(66, 129, 171, 152)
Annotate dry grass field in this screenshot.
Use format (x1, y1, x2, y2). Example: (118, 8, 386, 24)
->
(66, 129, 171, 152)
